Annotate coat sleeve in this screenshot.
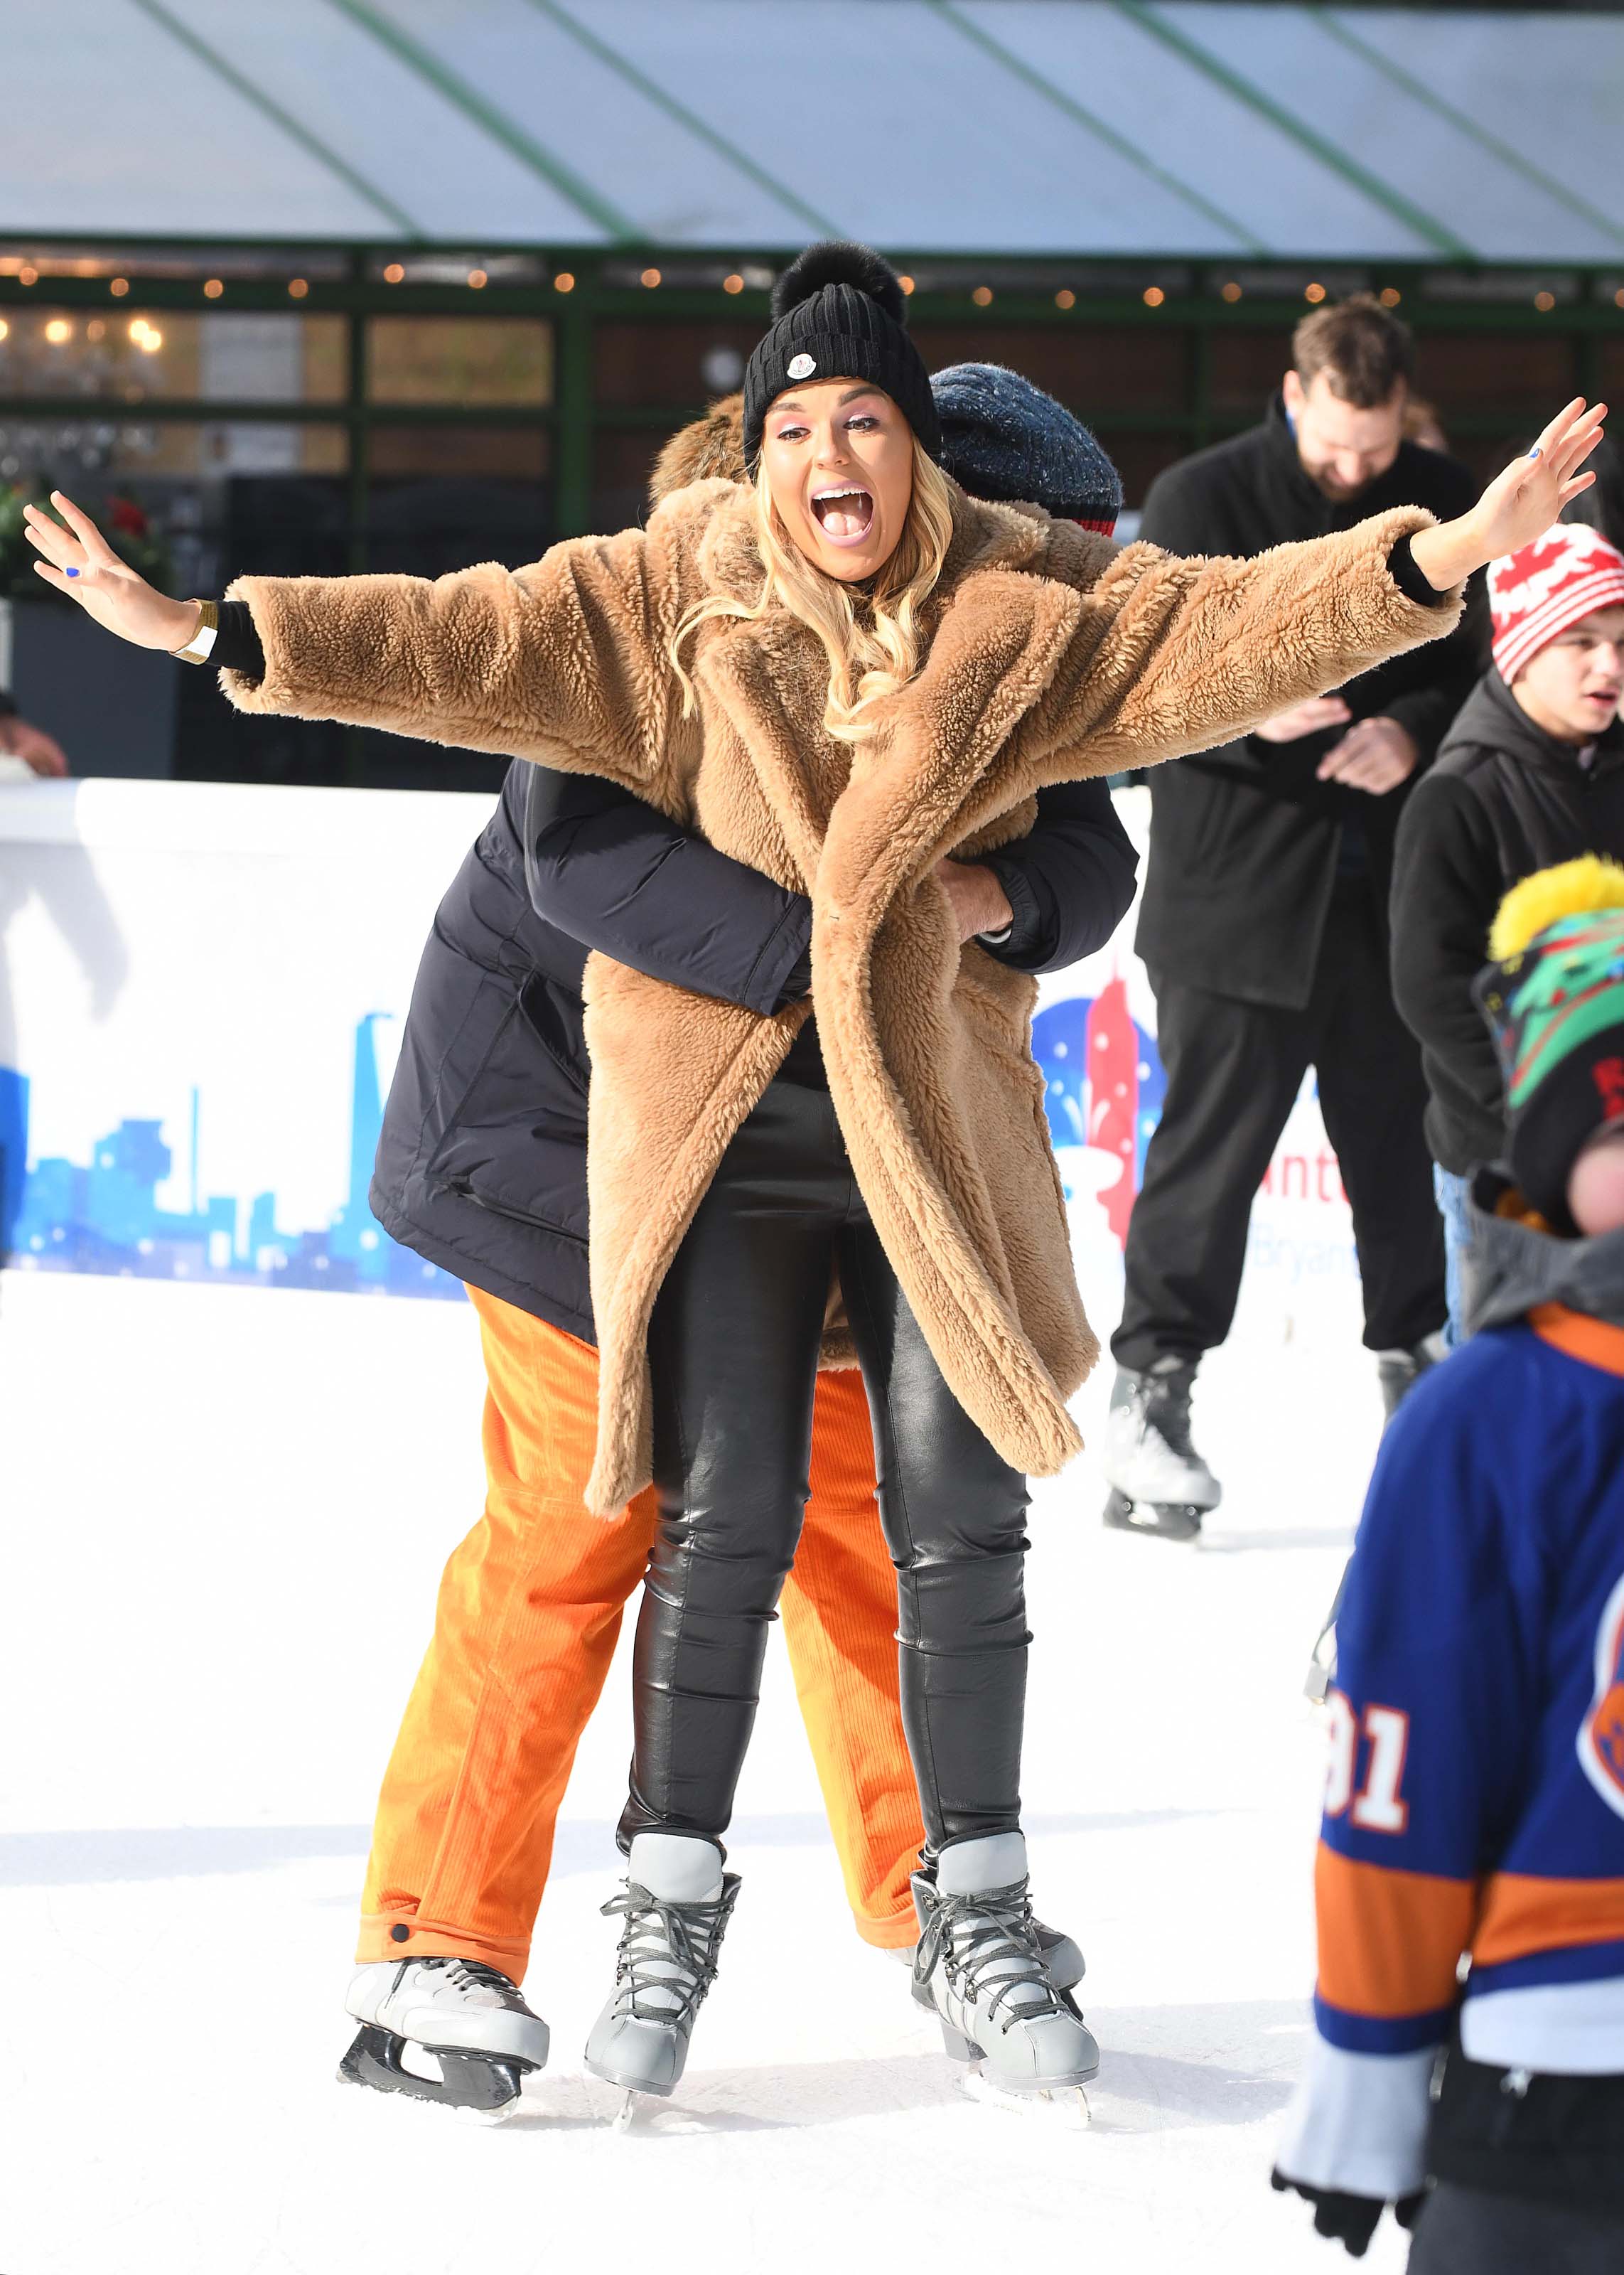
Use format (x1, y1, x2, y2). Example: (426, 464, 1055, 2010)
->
(217, 486, 721, 797)
(522, 766, 812, 1016)
(1389, 771, 1507, 1138)
(976, 778, 1139, 973)
(1381, 569, 1489, 764)
(1028, 506, 1468, 778)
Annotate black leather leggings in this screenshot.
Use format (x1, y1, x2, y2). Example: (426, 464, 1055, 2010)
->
(618, 1078, 1031, 1857)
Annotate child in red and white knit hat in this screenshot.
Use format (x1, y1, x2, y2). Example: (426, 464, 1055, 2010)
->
(1392, 519, 1624, 1342)
(1488, 522, 1624, 690)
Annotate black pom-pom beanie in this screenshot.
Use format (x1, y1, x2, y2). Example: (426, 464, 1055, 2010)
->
(743, 240, 940, 471)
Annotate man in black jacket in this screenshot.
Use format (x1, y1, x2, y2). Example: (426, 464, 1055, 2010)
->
(1392, 521, 1624, 1341)
(1104, 296, 1485, 1538)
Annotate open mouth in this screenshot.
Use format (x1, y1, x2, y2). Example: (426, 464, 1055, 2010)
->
(811, 484, 874, 543)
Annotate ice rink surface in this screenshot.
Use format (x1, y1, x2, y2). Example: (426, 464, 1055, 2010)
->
(0, 1260, 1411, 2275)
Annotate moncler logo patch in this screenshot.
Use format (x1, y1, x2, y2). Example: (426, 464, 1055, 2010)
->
(787, 353, 817, 380)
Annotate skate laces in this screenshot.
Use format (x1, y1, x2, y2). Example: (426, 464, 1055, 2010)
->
(912, 1880, 1065, 2034)
(601, 1879, 738, 2029)
(435, 1959, 517, 2001)
(414, 1957, 521, 2006)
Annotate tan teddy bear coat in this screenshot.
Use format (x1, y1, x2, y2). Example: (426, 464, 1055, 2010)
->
(222, 478, 1460, 1511)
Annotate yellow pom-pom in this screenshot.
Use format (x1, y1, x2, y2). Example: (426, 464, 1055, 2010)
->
(1489, 855, 1624, 962)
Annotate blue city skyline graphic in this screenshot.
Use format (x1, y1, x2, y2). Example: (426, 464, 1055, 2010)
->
(0, 990, 1172, 1297)
(0, 1015, 460, 1300)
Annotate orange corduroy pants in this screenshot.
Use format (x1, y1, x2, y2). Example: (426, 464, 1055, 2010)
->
(357, 1286, 925, 1978)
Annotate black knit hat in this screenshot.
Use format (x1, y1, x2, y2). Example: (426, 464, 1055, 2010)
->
(743, 242, 940, 471)
(932, 364, 1122, 533)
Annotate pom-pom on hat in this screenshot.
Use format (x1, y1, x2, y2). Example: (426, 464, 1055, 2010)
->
(932, 364, 1122, 534)
(1474, 855, 1624, 1226)
(1488, 524, 1624, 687)
(742, 240, 940, 471)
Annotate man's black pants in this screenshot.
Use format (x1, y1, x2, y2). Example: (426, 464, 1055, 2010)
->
(1113, 882, 1445, 1371)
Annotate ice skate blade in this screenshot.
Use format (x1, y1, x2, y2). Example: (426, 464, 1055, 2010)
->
(1103, 1487, 1204, 1543)
(958, 2068, 1092, 2126)
(584, 2055, 677, 2101)
(337, 2024, 532, 2118)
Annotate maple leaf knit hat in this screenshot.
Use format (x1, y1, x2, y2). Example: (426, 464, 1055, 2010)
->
(1488, 523, 1624, 687)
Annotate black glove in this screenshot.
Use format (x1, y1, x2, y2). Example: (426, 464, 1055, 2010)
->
(1271, 2169, 1426, 2257)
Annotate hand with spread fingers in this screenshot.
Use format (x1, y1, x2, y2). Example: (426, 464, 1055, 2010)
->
(1409, 397, 1608, 592)
(22, 491, 201, 653)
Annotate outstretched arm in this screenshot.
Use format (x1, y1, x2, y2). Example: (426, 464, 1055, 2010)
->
(24, 486, 721, 796)
(1030, 399, 1606, 778)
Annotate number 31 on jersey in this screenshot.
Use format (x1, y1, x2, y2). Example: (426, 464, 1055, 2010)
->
(1323, 1692, 1411, 1834)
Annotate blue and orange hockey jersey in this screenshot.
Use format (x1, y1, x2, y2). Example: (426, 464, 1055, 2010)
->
(1277, 1188, 1624, 2202)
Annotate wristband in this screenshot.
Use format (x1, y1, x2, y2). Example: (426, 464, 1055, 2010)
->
(172, 599, 220, 665)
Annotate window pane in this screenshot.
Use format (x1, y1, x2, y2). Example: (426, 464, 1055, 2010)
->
(1089, 430, 1190, 512)
(1416, 331, 1576, 416)
(1603, 338, 1624, 405)
(594, 322, 758, 409)
(592, 428, 664, 532)
(367, 424, 548, 481)
(367, 317, 552, 407)
(1208, 328, 1291, 414)
(0, 416, 346, 491)
(0, 308, 345, 403)
(913, 325, 1188, 417)
(366, 434, 552, 577)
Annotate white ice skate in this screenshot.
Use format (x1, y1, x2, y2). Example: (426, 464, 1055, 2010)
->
(339, 1955, 549, 2119)
(911, 1833, 1099, 2121)
(584, 1833, 740, 2128)
(1101, 1359, 1221, 1542)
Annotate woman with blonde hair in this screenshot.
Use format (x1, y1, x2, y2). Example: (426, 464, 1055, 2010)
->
(31, 242, 1603, 2111)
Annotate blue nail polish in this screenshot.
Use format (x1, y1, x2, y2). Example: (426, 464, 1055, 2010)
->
(66, 566, 79, 578)
(1527, 446, 1542, 460)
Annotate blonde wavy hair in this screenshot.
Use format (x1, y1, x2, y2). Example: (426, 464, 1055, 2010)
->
(671, 435, 957, 748)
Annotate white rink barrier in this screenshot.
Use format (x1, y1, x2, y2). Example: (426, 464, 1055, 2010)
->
(0, 778, 1360, 1341)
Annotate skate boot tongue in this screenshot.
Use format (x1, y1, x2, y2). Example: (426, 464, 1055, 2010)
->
(626, 1832, 724, 1905)
(936, 1832, 1027, 1897)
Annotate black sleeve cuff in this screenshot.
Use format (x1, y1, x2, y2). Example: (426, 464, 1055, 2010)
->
(1389, 534, 1454, 610)
(761, 899, 814, 1010)
(974, 852, 1047, 965)
(212, 599, 266, 678)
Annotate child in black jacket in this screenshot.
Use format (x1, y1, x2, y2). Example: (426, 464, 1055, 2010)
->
(1392, 523, 1624, 1339)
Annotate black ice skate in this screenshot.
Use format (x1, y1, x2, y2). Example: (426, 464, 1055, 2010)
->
(1375, 1329, 1450, 1423)
(1100, 1359, 1221, 1541)
(338, 1956, 549, 2119)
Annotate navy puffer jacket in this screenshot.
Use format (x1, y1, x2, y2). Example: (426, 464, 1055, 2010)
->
(370, 759, 1136, 1340)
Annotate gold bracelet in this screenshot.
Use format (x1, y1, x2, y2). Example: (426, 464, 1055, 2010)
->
(172, 598, 220, 665)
